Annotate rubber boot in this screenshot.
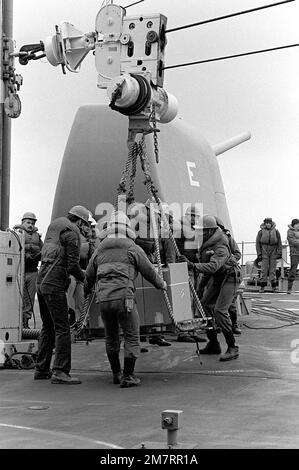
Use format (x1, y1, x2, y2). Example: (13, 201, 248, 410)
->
(219, 331, 239, 362)
(177, 333, 206, 343)
(219, 345, 239, 362)
(287, 280, 293, 295)
(120, 357, 141, 388)
(107, 354, 121, 384)
(200, 329, 221, 354)
(229, 310, 241, 335)
(232, 324, 242, 335)
(259, 282, 266, 293)
(271, 281, 278, 293)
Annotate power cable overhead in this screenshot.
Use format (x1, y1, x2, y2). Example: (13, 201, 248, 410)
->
(165, 0, 296, 34)
(124, 0, 144, 9)
(163, 43, 299, 71)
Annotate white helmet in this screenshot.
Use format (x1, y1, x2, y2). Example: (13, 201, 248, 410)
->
(22, 212, 37, 222)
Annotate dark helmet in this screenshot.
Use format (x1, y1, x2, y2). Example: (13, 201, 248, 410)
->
(68, 205, 90, 224)
(214, 216, 225, 230)
(194, 215, 218, 230)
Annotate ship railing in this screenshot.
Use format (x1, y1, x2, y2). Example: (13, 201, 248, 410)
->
(237, 241, 290, 279)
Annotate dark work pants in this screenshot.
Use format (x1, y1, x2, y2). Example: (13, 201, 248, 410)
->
(100, 299, 140, 360)
(228, 293, 238, 326)
(36, 292, 71, 374)
(22, 271, 38, 323)
(260, 246, 278, 285)
(201, 275, 238, 348)
(288, 255, 299, 284)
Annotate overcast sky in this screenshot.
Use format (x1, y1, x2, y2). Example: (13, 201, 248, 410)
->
(11, 0, 299, 249)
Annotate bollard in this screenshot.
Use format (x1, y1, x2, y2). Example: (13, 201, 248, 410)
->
(133, 409, 197, 448)
(161, 410, 183, 447)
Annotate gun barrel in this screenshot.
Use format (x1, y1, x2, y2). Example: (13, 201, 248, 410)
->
(213, 132, 251, 156)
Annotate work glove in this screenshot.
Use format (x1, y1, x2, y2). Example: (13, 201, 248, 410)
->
(177, 255, 188, 263)
(257, 254, 263, 262)
(177, 254, 194, 270)
(161, 280, 168, 291)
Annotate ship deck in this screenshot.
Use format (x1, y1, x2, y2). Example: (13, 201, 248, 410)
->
(1, 291, 299, 450)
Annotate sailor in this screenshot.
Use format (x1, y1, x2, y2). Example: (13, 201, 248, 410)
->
(178, 215, 241, 361)
(256, 217, 282, 293)
(14, 212, 43, 328)
(175, 204, 206, 343)
(84, 211, 167, 388)
(286, 218, 299, 294)
(34, 205, 91, 384)
(215, 217, 242, 335)
(66, 214, 96, 325)
(89, 217, 100, 251)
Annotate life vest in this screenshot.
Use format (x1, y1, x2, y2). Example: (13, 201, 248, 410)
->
(259, 223, 279, 245)
(13, 224, 42, 271)
(96, 236, 137, 302)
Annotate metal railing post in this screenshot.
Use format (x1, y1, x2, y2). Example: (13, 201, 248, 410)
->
(241, 241, 244, 266)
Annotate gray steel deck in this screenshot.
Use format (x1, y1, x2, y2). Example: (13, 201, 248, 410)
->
(1, 291, 299, 449)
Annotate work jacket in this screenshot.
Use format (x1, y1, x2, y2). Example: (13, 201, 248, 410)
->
(198, 228, 242, 296)
(193, 228, 240, 278)
(256, 222, 282, 257)
(13, 224, 43, 272)
(37, 217, 84, 294)
(224, 230, 241, 262)
(287, 225, 299, 256)
(84, 225, 165, 302)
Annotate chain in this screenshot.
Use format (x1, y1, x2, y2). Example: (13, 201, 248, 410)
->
(149, 191, 208, 324)
(150, 103, 160, 164)
(149, 188, 181, 330)
(116, 140, 136, 209)
(127, 143, 138, 205)
(71, 291, 96, 338)
(140, 140, 207, 324)
(113, 128, 208, 334)
(138, 137, 186, 331)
